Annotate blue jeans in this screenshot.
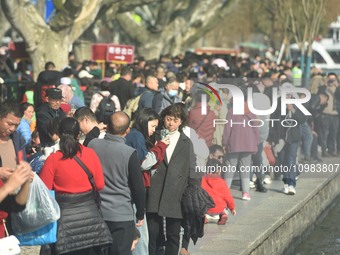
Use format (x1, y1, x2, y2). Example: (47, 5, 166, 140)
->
(132, 206, 148, 255)
(282, 142, 299, 187)
(300, 122, 313, 158)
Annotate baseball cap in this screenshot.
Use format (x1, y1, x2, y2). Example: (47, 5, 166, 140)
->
(46, 88, 63, 99)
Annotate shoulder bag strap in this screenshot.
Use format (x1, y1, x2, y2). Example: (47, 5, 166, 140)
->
(98, 91, 106, 99)
(3, 219, 9, 237)
(164, 96, 174, 105)
(195, 112, 210, 129)
(73, 156, 101, 207)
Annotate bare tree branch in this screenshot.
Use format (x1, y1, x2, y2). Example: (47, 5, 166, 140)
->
(68, 0, 103, 42)
(183, 0, 240, 48)
(0, 5, 11, 38)
(150, 0, 176, 32)
(48, 0, 83, 31)
(289, 4, 301, 45)
(302, 0, 324, 54)
(302, 0, 309, 22)
(117, 0, 156, 12)
(302, 0, 310, 48)
(310, 0, 324, 41)
(1, 0, 48, 52)
(116, 12, 150, 44)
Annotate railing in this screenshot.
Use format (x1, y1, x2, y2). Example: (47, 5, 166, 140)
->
(0, 81, 29, 103)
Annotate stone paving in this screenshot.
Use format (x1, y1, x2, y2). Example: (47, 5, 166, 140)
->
(15, 158, 340, 255)
(189, 157, 340, 255)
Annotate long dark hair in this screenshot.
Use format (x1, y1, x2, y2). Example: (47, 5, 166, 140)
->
(58, 117, 81, 159)
(132, 108, 159, 149)
(48, 116, 62, 137)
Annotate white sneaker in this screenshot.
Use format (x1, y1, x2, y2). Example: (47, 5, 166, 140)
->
(249, 181, 256, 189)
(205, 214, 220, 223)
(282, 184, 289, 194)
(288, 186, 296, 195)
(263, 175, 272, 184)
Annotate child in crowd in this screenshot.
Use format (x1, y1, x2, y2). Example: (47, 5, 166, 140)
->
(201, 158, 236, 225)
(26, 130, 43, 173)
(26, 129, 41, 156)
(29, 117, 61, 173)
(43, 116, 62, 158)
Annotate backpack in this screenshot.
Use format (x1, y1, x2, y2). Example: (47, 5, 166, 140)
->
(95, 92, 116, 124)
(123, 94, 142, 119)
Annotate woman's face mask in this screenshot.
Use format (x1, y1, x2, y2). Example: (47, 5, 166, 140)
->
(168, 89, 178, 97)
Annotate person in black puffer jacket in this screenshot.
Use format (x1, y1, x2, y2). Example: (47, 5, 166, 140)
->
(180, 181, 215, 255)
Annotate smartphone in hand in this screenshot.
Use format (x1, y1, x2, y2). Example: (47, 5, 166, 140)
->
(160, 129, 169, 139)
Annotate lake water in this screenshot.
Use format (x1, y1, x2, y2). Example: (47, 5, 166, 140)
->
(293, 197, 340, 255)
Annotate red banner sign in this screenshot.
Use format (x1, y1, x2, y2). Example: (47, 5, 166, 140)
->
(106, 44, 135, 63)
(91, 44, 107, 61)
(92, 44, 135, 63)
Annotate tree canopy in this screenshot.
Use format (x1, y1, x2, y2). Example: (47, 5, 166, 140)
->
(0, 0, 339, 78)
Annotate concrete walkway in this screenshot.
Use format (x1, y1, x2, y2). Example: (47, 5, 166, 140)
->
(189, 158, 340, 255)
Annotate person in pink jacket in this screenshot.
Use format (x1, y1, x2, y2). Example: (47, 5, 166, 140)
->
(222, 102, 260, 201)
(188, 91, 216, 147)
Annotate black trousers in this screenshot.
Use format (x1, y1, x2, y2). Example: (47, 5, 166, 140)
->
(181, 230, 190, 250)
(317, 113, 339, 153)
(105, 220, 135, 255)
(311, 133, 319, 159)
(147, 213, 181, 255)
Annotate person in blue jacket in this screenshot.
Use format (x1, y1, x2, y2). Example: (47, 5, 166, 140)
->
(125, 108, 169, 255)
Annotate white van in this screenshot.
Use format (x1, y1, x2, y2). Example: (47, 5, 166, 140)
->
(283, 16, 340, 74)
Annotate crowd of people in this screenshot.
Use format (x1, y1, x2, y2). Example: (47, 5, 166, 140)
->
(0, 51, 340, 255)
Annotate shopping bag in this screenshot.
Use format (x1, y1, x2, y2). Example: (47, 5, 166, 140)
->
(263, 143, 276, 166)
(15, 190, 58, 246)
(16, 221, 57, 246)
(0, 235, 21, 255)
(11, 173, 60, 234)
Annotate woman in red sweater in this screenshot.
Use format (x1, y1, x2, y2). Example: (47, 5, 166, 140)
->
(201, 158, 236, 225)
(39, 117, 112, 255)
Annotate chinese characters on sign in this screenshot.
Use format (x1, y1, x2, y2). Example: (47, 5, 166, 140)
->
(92, 44, 135, 64)
(106, 44, 135, 63)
